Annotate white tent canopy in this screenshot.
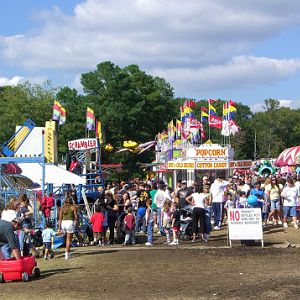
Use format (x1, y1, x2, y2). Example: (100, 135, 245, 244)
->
(18, 163, 86, 187)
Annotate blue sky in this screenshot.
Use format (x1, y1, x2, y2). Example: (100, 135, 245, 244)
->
(1, 0, 300, 111)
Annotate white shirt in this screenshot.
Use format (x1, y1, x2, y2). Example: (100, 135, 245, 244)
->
(242, 184, 250, 194)
(1, 209, 17, 222)
(210, 180, 229, 203)
(154, 189, 167, 208)
(281, 186, 299, 207)
(191, 193, 207, 209)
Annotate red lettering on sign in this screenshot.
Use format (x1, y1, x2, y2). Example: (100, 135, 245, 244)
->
(230, 210, 240, 221)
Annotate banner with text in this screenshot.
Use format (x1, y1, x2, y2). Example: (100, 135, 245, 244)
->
(68, 138, 97, 151)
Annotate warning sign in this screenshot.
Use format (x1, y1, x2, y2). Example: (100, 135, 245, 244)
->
(228, 208, 263, 240)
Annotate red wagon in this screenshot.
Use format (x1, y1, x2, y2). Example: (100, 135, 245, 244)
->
(0, 256, 40, 283)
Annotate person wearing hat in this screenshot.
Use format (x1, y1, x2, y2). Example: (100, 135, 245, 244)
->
(0, 217, 22, 260)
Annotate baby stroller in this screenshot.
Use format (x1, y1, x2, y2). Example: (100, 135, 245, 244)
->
(116, 211, 127, 244)
(179, 208, 193, 240)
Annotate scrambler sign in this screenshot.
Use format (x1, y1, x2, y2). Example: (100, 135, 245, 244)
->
(228, 208, 263, 247)
(68, 138, 97, 151)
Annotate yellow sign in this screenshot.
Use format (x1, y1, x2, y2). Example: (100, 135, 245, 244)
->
(44, 121, 57, 163)
(196, 161, 229, 169)
(195, 148, 227, 157)
(167, 161, 195, 169)
(185, 145, 229, 159)
(167, 160, 229, 170)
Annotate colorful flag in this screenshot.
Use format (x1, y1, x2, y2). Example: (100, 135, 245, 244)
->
(208, 98, 216, 104)
(223, 101, 237, 119)
(168, 120, 175, 142)
(229, 100, 236, 107)
(86, 107, 95, 130)
(209, 115, 222, 129)
(52, 100, 62, 121)
(201, 106, 209, 122)
(190, 119, 203, 129)
(176, 119, 182, 138)
(59, 107, 66, 125)
(229, 119, 240, 135)
(209, 104, 217, 116)
(189, 100, 197, 107)
(95, 120, 103, 143)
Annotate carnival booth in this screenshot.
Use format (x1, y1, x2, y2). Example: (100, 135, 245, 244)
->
(166, 143, 234, 186)
(274, 146, 300, 174)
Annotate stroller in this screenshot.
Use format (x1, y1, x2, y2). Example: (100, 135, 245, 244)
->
(116, 211, 127, 244)
(179, 208, 193, 240)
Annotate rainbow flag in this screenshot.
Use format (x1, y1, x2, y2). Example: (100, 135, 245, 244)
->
(52, 100, 62, 121)
(95, 119, 103, 144)
(86, 107, 95, 130)
(59, 107, 66, 125)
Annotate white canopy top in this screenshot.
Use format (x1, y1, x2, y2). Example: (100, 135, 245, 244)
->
(18, 163, 86, 187)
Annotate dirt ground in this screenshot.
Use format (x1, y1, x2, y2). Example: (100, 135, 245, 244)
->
(1, 224, 300, 300)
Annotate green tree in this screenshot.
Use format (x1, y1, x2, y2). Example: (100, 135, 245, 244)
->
(0, 81, 55, 146)
(80, 61, 178, 178)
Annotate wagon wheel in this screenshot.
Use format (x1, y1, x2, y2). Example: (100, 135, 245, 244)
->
(22, 272, 29, 282)
(34, 268, 41, 278)
(0, 272, 5, 283)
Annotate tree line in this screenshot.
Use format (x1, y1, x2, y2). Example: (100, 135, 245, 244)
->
(0, 61, 299, 178)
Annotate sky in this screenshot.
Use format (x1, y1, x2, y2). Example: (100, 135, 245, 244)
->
(1, 0, 300, 112)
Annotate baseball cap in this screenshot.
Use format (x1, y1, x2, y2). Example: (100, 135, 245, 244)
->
(12, 217, 23, 225)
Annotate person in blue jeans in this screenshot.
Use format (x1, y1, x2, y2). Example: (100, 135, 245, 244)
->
(210, 177, 229, 230)
(0, 218, 22, 260)
(135, 207, 146, 233)
(145, 199, 154, 246)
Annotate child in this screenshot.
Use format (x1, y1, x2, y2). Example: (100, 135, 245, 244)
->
(161, 200, 172, 244)
(224, 193, 235, 223)
(170, 202, 180, 245)
(90, 204, 105, 246)
(42, 222, 56, 260)
(145, 199, 154, 246)
(224, 193, 235, 209)
(237, 191, 248, 208)
(123, 207, 135, 245)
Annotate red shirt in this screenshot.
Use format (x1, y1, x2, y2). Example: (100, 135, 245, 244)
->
(124, 214, 135, 230)
(90, 212, 105, 233)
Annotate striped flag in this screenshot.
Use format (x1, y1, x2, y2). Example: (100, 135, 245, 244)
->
(201, 106, 209, 122)
(52, 100, 62, 121)
(86, 107, 95, 130)
(95, 119, 103, 144)
(59, 107, 66, 125)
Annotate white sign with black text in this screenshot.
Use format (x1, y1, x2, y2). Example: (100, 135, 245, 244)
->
(228, 208, 263, 246)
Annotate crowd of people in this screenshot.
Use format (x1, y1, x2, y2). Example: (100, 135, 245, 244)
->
(1, 172, 300, 261)
(88, 173, 300, 248)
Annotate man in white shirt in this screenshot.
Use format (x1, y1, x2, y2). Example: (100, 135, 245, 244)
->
(154, 183, 170, 235)
(210, 177, 229, 229)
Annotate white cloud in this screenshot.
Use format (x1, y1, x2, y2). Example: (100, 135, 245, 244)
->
(0, 76, 24, 86)
(279, 99, 300, 109)
(250, 98, 300, 112)
(151, 56, 300, 94)
(1, 0, 300, 94)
